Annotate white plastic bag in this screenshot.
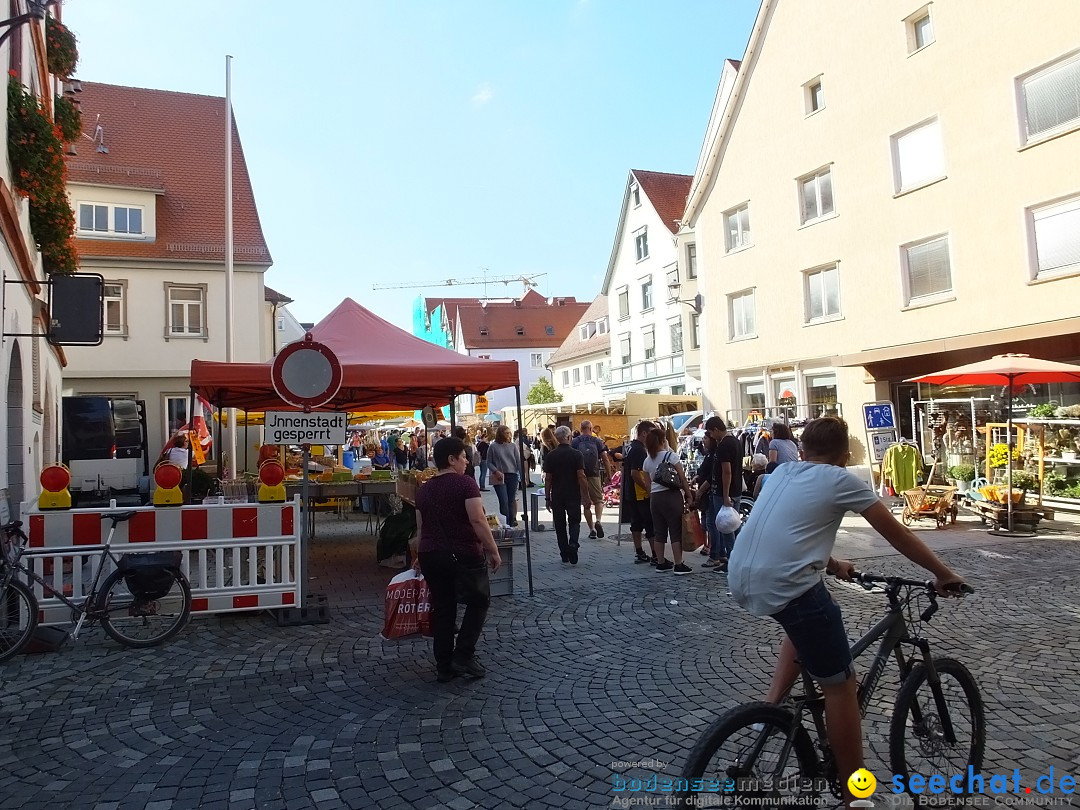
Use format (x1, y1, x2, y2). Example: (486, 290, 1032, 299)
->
(715, 505, 742, 535)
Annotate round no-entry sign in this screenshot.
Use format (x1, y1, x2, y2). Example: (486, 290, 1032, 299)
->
(271, 335, 343, 409)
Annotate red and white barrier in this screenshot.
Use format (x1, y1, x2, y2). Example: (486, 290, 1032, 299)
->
(21, 500, 302, 625)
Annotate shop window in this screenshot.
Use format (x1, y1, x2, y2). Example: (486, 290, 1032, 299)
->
(807, 373, 839, 418)
(1030, 194, 1080, 279)
(1019, 50, 1080, 144)
(739, 380, 765, 413)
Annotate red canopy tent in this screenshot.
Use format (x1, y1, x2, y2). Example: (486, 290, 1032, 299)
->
(190, 297, 519, 411)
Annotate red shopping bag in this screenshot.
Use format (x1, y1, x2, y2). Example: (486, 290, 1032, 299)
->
(416, 575, 432, 637)
(381, 570, 429, 639)
(682, 510, 706, 554)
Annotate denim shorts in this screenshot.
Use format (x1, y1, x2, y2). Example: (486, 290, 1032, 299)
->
(771, 579, 853, 685)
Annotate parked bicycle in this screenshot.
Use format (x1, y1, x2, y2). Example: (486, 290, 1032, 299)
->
(678, 572, 983, 808)
(0, 511, 192, 662)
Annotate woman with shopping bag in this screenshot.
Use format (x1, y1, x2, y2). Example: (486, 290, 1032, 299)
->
(415, 437, 502, 683)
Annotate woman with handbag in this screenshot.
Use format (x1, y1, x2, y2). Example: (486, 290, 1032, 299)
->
(642, 427, 694, 574)
(415, 437, 502, 683)
(487, 425, 521, 526)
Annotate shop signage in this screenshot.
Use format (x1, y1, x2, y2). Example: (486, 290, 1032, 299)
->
(265, 412, 349, 445)
(475, 395, 489, 415)
(271, 335, 343, 409)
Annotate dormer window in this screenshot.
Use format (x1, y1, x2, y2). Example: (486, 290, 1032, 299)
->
(516, 326, 525, 336)
(78, 202, 144, 237)
(597, 317, 608, 335)
(545, 325, 555, 336)
(479, 327, 489, 336)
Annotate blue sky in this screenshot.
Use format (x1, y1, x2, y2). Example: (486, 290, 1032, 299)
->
(65, 0, 760, 329)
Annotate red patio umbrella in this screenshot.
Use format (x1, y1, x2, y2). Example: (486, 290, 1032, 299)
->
(907, 353, 1080, 533)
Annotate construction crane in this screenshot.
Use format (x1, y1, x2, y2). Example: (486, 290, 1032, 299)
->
(373, 272, 546, 297)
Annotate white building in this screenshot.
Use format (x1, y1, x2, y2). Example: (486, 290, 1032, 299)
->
(265, 285, 305, 355)
(600, 170, 702, 397)
(449, 290, 588, 415)
(62, 82, 273, 449)
(547, 295, 611, 402)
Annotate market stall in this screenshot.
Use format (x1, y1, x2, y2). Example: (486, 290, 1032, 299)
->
(189, 298, 535, 598)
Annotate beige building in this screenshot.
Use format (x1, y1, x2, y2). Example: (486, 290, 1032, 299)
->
(686, 0, 1080, 458)
(547, 295, 611, 402)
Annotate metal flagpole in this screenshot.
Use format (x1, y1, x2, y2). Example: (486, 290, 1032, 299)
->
(224, 54, 237, 478)
(516, 385, 534, 596)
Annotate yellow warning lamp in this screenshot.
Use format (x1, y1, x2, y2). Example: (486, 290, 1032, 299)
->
(258, 459, 286, 504)
(153, 462, 184, 507)
(38, 463, 72, 510)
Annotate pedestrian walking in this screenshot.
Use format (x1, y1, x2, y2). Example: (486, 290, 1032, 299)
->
(572, 419, 612, 539)
(543, 426, 590, 564)
(487, 425, 521, 526)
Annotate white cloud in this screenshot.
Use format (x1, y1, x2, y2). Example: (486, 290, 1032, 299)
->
(471, 83, 494, 107)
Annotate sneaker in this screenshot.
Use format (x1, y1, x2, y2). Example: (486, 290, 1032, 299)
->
(703, 559, 722, 568)
(713, 564, 728, 574)
(436, 668, 458, 683)
(634, 550, 651, 564)
(588, 530, 597, 540)
(673, 563, 693, 575)
(595, 524, 604, 538)
(568, 548, 579, 565)
(561, 553, 569, 563)
(451, 657, 487, 678)
(655, 560, 674, 573)
(649, 556, 659, 566)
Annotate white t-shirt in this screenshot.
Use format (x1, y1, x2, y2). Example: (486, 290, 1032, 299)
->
(643, 450, 679, 495)
(728, 461, 879, 617)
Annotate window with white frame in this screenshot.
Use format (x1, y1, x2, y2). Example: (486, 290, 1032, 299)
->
(1020, 51, 1080, 144)
(584, 364, 592, 382)
(902, 235, 952, 303)
(669, 317, 683, 354)
(619, 334, 631, 365)
(572, 367, 581, 384)
(103, 280, 127, 335)
(635, 227, 649, 261)
(799, 166, 834, 224)
(596, 362, 604, 381)
(686, 243, 697, 278)
(804, 265, 841, 322)
(906, 7, 934, 53)
(617, 287, 629, 319)
(724, 204, 751, 252)
(805, 77, 824, 114)
(531, 352, 543, 368)
(690, 312, 701, 349)
(892, 118, 945, 193)
(562, 370, 570, 387)
(643, 326, 656, 360)
(641, 277, 653, 311)
(166, 284, 206, 337)
(728, 289, 756, 339)
(1031, 195, 1080, 279)
(597, 317, 608, 335)
(665, 265, 679, 300)
(77, 202, 144, 237)
(579, 322, 595, 341)
(631, 183, 641, 207)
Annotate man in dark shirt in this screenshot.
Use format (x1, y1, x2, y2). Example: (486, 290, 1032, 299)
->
(706, 416, 743, 571)
(620, 420, 656, 564)
(543, 426, 590, 564)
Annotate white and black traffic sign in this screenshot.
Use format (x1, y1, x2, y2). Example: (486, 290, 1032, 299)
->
(264, 411, 349, 445)
(271, 335, 343, 410)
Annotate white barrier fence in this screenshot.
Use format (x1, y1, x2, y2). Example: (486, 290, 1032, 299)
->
(21, 499, 302, 625)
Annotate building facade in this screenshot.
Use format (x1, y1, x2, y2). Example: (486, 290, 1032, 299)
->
(547, 295, 611, 402)
(600, 170, 702, 398)
(62, 83, 272, 450)
(686, 0, 1080, 457)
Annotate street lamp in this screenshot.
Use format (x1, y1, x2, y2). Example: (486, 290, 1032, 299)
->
(667, 281, 703, 315)
(0, 1, 54, 49)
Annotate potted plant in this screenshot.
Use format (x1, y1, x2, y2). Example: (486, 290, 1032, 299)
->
(1010, 471, 1037, 502)
(947, 464, 976, 493)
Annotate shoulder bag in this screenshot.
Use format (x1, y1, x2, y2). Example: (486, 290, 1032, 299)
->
(654, 451, 682, 490)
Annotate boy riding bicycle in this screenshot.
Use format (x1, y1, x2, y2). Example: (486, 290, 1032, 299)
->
(727, 417, 965, 807)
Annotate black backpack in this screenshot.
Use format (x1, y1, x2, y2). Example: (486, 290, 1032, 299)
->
(118, 552, 182, 601)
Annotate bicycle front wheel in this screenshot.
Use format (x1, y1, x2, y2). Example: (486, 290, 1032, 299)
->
(677, 702, 820, 809)
(97, 568, 191, 648)
(890, 657, 985, 790)
(0, 579, 38, 662)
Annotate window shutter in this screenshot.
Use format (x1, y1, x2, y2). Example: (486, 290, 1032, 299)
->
(1024, 57, 1080, 139)
(1034, 199, 1080, 274)
(907, 238, 951, 299)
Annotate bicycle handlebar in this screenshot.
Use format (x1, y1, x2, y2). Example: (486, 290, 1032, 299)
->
(849, 570, 974, 596)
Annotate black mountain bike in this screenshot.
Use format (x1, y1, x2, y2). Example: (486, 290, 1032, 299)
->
(678, 572, 983, 808)
(0, 512, 192, 662)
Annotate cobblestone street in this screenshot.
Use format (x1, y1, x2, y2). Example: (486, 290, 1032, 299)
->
(2, 495, 1079, 809)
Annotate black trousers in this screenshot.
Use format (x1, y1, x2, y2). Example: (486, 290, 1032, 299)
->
(551, 495, 582, 557)
(418, 551, 490, 671)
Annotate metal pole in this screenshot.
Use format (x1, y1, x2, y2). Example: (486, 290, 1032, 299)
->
(516, 385, 534, 596)
(224, 54, 237, 481)
(185, 388, 197, 502)
(300, 445, 310, 600)
(449, 392, 456, 430)
(1006, 378, 1014, 533)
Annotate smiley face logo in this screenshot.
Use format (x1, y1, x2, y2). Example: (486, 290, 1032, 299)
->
(848, 769, 876, 799)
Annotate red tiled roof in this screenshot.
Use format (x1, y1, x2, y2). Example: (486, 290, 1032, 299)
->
(631, 170, 693, 233)
(456, 296, 588, 350)
(66, 82, 271, 265)
(547, 295, 610, 365)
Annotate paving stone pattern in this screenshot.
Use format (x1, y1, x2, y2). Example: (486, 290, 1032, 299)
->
(1, 491, 1078, 809)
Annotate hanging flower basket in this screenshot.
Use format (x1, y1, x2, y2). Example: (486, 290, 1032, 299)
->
(45, 17, 79, 77)
(53, 94, 81, 142)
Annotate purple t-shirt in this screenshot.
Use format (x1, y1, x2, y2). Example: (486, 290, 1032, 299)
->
(415, 472, 484, 561)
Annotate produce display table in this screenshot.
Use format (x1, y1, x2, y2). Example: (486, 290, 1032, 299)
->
(284, 480, 398, 537)
(963, 498, 1046, 532)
